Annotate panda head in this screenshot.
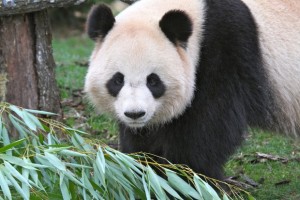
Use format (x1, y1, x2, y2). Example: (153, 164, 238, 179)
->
(85, 4, 195, 128)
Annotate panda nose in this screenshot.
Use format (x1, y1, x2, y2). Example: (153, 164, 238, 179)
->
(124, 111, 146, 119)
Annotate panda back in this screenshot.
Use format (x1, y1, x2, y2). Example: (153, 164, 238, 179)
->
(242, 0, 300, 137)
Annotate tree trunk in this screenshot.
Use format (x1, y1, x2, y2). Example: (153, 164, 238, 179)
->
(0, 10, 61, 115)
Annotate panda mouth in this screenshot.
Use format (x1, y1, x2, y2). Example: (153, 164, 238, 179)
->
(127, 121, 147, 128)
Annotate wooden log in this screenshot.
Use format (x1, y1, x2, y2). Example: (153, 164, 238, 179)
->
(0, 10, 61, 115)
(0, 13, 38, 109)
(0, 0, 85, 16)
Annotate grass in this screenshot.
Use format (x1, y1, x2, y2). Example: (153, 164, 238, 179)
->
(226, 130, 300, 200)
(52, 35, 300, 200)
(53, 36, 93, 98)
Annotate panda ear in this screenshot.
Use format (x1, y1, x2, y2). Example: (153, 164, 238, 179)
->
(159, 10, 193, 47)
(86, 4, 115, 41)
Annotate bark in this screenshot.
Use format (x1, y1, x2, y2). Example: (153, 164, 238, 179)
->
(34, 11, 61, 114)
(0, 0, 85, 16)
(0, 10, 61, 115)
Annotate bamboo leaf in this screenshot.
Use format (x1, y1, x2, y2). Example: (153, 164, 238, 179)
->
(166, 169, 201, 199)
(60, 175, 71, 200)
(0, 154, 41, 170)
(4, 161, 31, 187)
(97, 148, 106, 174)
(26, 159, 46, 192)
(45, 152, 66, 171)
(20, 111, 37, 131)
(113, 150, 143, 175)
(0, 154, 27, 167)
(73, 133, 93, 151)
(223, 193, 230, 200)
(0, 138, 26, 153)
(47, 133, 54, 146)
(1, 126, 11, 156)
(203, 181, 221, 200)
(0, 117, 3, 140)
(23, 111, 45, 131)
(22, 168, 30, 199)
(45, 146, 71, 153)
(64, 170, 85, 187)
(28, 163, 39, 184)
(65, 127, 87, 135)
(82, 170, 101, 199)
(0, 168, 12, 200)
(32, 138, 41, 154)
(35, 154, 55, 169)
(157, 175, 183, 200)
(65, 162, 92, 169)
(9, 105, 24, 119)
(0, 103, 233, 200)
(8, 114, 27, 138)
(118, 189, 128, 200)
(193, 175, 215, 200)
(25, 108, 56, 116)
(142, 174, 151, 200)
(9, 105, 37, 131)
(94, 162, 106, 190)
(105, 160, 133, 191)
(3, 168, 29, 200)
(146, 166, 166, 199)
(59, 149, 87, 157)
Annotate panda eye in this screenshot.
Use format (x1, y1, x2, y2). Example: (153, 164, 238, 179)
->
(146, 73, 166, 99)
(147, 73, 159, 86)
(106, 72, 124, 97)
(114, 75, 124, 85)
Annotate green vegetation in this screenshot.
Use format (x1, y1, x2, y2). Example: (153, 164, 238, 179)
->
(0, 103, 243, 200)
(52, 36, 300, 199)
(226, 130, 300, 200)
(53, 37, 93, 98)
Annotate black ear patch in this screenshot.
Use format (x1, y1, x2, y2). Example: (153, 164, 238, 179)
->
(159, 10, 193, 47)
(86, 4, 115, 40)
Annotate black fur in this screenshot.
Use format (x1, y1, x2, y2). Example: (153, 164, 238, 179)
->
(87, 4, 115, 40)
(106, 72, 124, 97)
(120, 0, 276, 180)
(147, 73, 166, 99)
(159, 10, 193, 48)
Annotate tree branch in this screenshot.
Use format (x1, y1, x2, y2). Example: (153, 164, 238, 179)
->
(0, 0, 85, 16)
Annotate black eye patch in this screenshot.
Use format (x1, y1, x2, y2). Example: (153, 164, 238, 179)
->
(106, 72, 124, 97)
(147, 73, 166, 98)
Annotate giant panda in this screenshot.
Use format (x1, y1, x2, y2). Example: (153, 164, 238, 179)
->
(84, 0, 300, 180)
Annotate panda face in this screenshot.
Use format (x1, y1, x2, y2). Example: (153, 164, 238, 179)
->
(85, 26, 196, 128)
(106, 71, 165, 128)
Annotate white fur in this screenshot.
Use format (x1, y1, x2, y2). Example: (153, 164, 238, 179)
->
(85, 0, 205, 127)
(241, 0, 300, 137)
